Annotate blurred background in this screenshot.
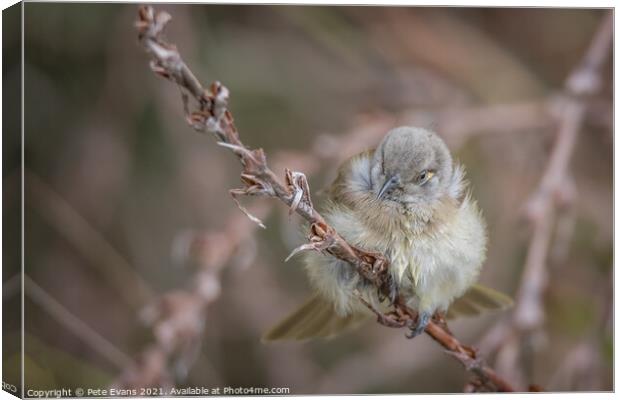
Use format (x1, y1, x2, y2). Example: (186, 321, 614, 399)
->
(3, 3, 612, 394)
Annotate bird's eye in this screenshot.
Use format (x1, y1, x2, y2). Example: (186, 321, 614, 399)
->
(417, 170, 435, 185)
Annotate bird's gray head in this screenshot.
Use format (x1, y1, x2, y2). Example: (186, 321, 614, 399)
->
(370, 127, 454, 207)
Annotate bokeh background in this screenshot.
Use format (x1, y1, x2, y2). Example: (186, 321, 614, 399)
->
(3, 3, 613, 394)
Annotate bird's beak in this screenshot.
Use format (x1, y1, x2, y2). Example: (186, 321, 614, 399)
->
(377, 175, 398, 200)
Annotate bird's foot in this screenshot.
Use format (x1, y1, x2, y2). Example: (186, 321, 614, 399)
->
(355, 290, 407, 328)
(406, 312, 430, 339)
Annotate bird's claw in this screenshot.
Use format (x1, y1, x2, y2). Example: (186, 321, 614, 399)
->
(356, 291, 408, 328)
(406, 312, 430, 339)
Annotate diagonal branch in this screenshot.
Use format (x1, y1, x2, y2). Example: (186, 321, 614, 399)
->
(135, 5, 515, 392)
(24, 275, 134, 370)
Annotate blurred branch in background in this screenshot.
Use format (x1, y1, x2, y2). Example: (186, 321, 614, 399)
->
(23, 275, 134, 371)
(350, 7, 547, 103)
(477, 11, 613, 389)
(25, 171, 153, 310)
(112, 202, 270, 389)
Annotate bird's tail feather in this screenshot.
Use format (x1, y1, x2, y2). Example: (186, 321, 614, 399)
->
(446, 284, 513, 319)
(262, 294, 367, 342)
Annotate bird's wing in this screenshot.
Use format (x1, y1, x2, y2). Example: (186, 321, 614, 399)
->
(262, 293, 368, 342)
(446, 284, 513, 319)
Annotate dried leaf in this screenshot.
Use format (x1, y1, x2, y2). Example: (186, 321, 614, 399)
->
(229, 190, 266, 229)
(285, 169, 313, 215)
(216, 141, 257, 162)
(284, 242, 320, 262)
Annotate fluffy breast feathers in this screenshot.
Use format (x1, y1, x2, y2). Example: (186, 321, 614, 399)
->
(305, 150, 487, 315)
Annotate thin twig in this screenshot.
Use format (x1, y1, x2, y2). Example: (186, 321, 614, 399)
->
(24, 275, 134, 370)
(25, 170, 153, 309)
(133, 5, 517, 392)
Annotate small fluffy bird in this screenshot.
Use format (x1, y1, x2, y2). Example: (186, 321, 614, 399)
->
(264, 127, 511, 341)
